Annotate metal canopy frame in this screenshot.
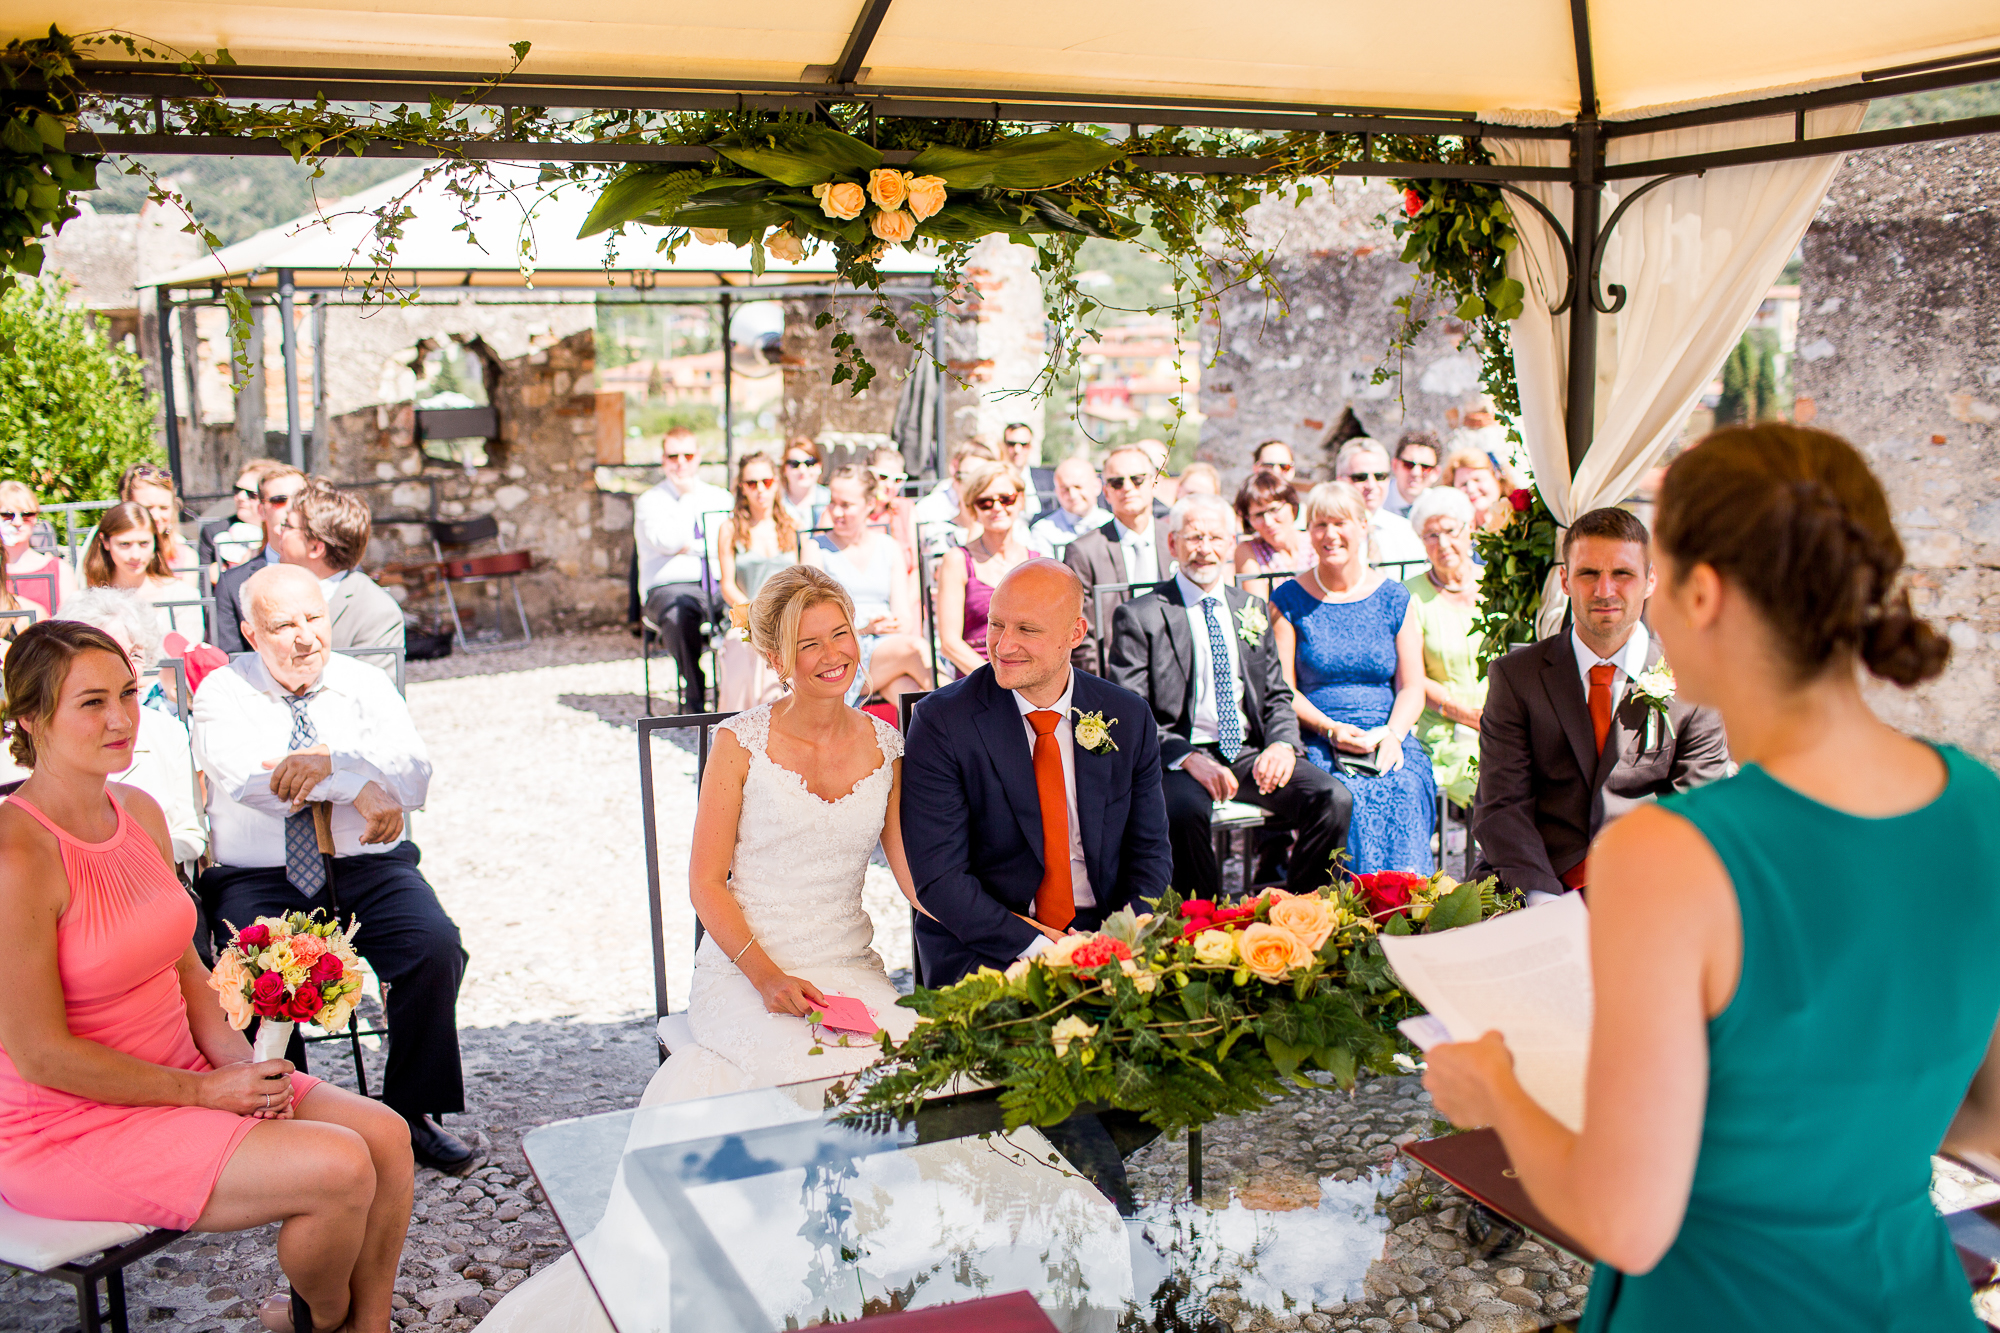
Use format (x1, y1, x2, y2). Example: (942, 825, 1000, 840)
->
(61, 3, 2000, 484)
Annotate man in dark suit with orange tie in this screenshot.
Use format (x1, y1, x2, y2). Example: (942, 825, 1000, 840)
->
(1472, 507, 1730, 902)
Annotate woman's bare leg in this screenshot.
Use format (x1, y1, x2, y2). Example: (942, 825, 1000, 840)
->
(868, 637, 932, 702)
(295, 1085, 414, 1332)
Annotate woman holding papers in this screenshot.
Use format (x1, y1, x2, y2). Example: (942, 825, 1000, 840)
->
(1421, 423, 2000, 1332)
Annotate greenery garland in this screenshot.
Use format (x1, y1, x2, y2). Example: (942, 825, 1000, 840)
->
(1472, 485, 1560, 665)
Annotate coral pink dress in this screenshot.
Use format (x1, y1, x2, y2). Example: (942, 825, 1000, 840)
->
(0, 792, 318, 1229)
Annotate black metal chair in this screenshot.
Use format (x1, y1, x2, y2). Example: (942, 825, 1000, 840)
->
(637, 710, 738, 1060)
(639, 515, 721, 717)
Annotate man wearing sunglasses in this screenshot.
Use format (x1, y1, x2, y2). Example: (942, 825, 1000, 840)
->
(210, 464, 307, 654)
(636, 428, 733, 713)
(1386, 430, 1441, 518)
(1335, 438, 1426, 570)
(1001, 422, 1054, 519)
(1062, 446, 1175, 673)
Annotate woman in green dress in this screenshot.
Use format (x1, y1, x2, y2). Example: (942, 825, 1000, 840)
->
(1402, 486, 1485, 806)
(1424, 423, 2000, 1332)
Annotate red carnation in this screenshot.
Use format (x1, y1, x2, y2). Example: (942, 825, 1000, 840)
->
(1068, 937, 1134, 969)
(308, 953, 345, 985)
(237, 924, 272, 949)
(286, 984, 324, 1023)
(250, 971, 288, 1018)
(1403, 187, 1424, 217)
(1509, 488, 1532, 513)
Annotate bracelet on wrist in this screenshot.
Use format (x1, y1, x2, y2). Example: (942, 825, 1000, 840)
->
(732, 936, 757, 963)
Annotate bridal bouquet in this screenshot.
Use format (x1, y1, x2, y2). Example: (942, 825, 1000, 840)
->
(209, 911, 366, 1061)
(845, 871, 1519, 1134)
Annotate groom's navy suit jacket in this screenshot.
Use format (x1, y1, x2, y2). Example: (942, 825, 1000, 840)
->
(902, 665, 1172, 986)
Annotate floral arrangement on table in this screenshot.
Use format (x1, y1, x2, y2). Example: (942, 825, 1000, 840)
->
(1472, 485, 1559, 668)
(841, 870, 1519, 1135)
(209, 910, 366, 1060)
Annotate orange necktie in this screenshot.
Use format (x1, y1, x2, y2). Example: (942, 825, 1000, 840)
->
(1588, 663, 1616, 753)
(1027, 709, 1075, 930)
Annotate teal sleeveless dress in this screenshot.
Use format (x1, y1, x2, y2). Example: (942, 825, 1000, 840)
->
(1579, 745, 2000, 1332)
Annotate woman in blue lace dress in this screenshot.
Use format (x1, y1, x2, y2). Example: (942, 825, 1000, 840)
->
(1270, 481, 1436, 874)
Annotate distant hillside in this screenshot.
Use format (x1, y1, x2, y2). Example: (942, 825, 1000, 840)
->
(88, 154, 417, 246)
(1863, 80, 2000, 130)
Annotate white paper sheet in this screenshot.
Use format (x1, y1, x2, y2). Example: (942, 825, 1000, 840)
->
(1379, 895, 1593, 1131)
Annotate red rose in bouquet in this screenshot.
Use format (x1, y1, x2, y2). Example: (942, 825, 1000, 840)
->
(308, 953, 345, 986)
(1509, 488, 1532, 513)
(1354, 870, 1428, 917)
(250, 970, 288, 1018)
(286, 984, 324, 1023)
(1403, 187, 1424, 217)
(237, 923, 272, 949)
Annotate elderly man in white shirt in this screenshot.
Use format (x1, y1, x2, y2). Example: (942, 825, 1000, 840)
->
(636, 427, 733, 713)
(193, 564, 478, 1175)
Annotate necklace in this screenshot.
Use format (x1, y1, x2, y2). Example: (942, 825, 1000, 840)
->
(1306, 566, 1373, 603)
(1427, 568, 1467, 594)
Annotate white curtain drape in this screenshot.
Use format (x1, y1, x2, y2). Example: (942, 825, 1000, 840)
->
(1490, 105, 1866, 527)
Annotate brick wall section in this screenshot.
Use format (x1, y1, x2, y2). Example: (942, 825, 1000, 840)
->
(1795, 136, 2000, 764)
(324, 328, 633, 635)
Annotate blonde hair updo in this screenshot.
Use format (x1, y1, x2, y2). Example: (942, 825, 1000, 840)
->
(735, 564, 857, 685)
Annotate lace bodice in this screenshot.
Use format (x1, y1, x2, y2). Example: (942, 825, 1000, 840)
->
(708, 703, 903, 973)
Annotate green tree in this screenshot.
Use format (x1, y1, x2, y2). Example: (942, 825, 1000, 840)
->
(0, 281, 161, 502)
(1715, 329, 1782, 426)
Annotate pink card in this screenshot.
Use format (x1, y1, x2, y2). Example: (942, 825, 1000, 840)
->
(806, 993, 878, 1036)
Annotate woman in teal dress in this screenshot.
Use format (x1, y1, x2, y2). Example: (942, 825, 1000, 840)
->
(1424, 423, 2000, 1332)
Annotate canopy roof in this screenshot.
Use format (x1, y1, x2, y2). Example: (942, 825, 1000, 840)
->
(145, 165, 938, 293)
(19, 0, 1999, 122)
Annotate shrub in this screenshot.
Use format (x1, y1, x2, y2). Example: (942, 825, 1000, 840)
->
(0, 280, 161, 502)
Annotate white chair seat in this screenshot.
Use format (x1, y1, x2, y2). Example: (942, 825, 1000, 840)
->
(0, 1197, 149, 1271)
(656, 1012, 695, 1055)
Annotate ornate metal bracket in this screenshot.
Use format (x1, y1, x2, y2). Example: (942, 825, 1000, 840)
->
(1496, 170, 1702, 316)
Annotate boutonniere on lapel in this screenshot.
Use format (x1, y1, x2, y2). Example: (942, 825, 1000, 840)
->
(1628, 665, 1677, 749)
(1071, 709, 1119, 754)
(1236, 602, 1269, 646)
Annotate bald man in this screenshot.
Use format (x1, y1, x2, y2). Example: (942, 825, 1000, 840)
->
(192, 565, 479, 1174)
(902, 558, 1171, 986)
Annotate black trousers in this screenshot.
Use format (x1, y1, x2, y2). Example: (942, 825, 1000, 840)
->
(643, 581, 718, 712)
(199, 843, 468, 1120)
(1164, 746, 1352, 899)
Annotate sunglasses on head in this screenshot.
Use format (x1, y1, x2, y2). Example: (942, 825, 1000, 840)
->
(1103, 473, 1151, 490)
(785, 457, 819, 469)
(973, 492, 1020, 512)
(1345, 471, 1391, 483)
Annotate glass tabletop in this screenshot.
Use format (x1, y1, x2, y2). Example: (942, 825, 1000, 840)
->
(523, 1078, 1425, 1333)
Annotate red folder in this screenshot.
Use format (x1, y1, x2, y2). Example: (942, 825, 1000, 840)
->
(1401, 1129, 1596, 1264)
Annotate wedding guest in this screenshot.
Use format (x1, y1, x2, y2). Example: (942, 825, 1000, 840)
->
(53, 588, 206, 864)
(1386, 430, 1442, 517)
(936, 459, 1036, 677)
(777, 436, 828, 529)
(199, 459, 282, 572)
(1064, 445, 1174, 673)
(0, 619, 412, 1333)
(808, 467, 931, 707)
(85, 502, 201, 641)
(1000, 421, 1054, 520)
(1472, 507, 1729, 900)
(714, 452, 796, 711)
(1445, 446, 1509, 534)
(277, 479, 404, 666)
(1270, 481, 1435, 874)
(1335, 438, 1427, 571)
(1424, 423, 2000, 1331)
(1109, 494, 1351, 898)
(212, 464, 306, 655)
(193, 565, 476, 1175)
(913, 440, 996, 562)
(1, 479, 77, 618)
(1252, 439, 1298, 492)
(1233, 468, 1311, 598)
(1177, 461, 1222, 498)
(865, 446, 921, 574)
(1027, 456, 1109, 552)
(120, 463, 195, 576)
(1403, 487, 1485, 807)
(636, 428, 732, 714)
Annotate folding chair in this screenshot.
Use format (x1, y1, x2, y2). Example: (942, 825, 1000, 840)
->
(428, 515, 531, 652)
(1090, 579, 1169, 678)
(637, 710, 738, 1060)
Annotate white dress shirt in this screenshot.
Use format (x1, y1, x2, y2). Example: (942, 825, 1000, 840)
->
(118, 705, 206, 864)
(1012, 671, 1094, 911)
(1571, 622, 1650, 710)
(1368, 508, 1427, 568)
(1174, 573, 1250, 759)
(1029, 504, 1110, 551)
(194, 651, 432, 865)
(634, 476, 732, 591)
(1114, 517, 1163, 585)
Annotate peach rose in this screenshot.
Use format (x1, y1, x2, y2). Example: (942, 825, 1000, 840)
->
(867, 168, 909, 211)
(904, 175, 947, 221)
(690, 227, 732, 245)
(208, 953, 254, 1030)
(813, 181, 866, 221)
(1238, 922, 1311, 983)
(1268, 894, 1336, 952)
(870, 209, 916, 244)
(765, 229, 804, 264)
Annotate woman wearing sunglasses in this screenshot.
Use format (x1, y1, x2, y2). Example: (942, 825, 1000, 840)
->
(778, 437, 828, 529)
(715, 453, 798, 711)
(201, 459, 284, 573)
(0, 480, 75, 620)
(934, 459, 1038, 678)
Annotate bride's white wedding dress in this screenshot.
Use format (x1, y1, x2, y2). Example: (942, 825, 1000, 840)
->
(477, 703, 922, 1333)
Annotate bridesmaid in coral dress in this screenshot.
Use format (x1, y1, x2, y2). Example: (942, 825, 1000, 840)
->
(0, 621, 413, 1333)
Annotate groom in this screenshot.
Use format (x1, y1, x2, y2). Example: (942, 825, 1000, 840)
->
(903, 559, 1172, 986)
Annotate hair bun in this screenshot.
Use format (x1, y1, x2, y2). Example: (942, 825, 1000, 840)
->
(1860, 591, 1952, 687)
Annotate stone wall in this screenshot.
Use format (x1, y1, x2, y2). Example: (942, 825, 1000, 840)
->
(1794, 136, 2000, 764)
(1198, 178, 1482, 490)
(322, 327, 632, 636)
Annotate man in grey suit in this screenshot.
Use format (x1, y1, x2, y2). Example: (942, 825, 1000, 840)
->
(275, 478, 405, 668)
(1473, 507, 1730, 901)
(1063, 444, 1174, 673)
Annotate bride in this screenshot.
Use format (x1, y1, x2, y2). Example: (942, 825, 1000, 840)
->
(477, 564, 927, 1332)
